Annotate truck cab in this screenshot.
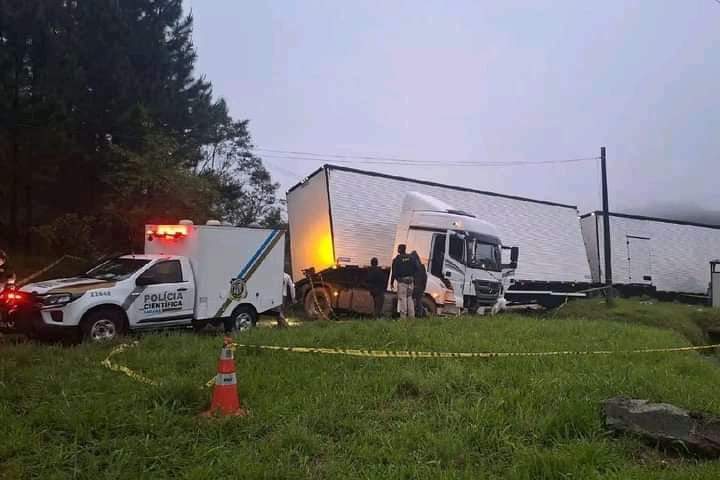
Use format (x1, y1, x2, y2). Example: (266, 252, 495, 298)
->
(392, 192, 519, 313)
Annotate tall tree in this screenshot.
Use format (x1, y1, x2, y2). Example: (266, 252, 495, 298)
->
(0, 0, 282, 254)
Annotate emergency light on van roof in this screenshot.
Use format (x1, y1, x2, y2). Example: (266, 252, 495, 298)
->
(146, 225, 188, 240)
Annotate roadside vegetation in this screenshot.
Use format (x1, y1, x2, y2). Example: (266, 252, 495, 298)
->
(554, 297, 720, 346)
(3, 300, 720, 479)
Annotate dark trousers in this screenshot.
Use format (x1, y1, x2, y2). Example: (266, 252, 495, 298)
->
(413, 292, 424, 317)
(371, 292, 384, 318)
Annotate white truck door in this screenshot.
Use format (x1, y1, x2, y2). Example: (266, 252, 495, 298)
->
(626, 236, 653, 284)
(444, 231, 467, 305)
(129, 259, 195, 327)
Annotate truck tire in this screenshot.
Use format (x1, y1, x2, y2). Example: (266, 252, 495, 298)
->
(537, 296, 565, 309)
(304, 286, 332, 320)
(230, 305, 257, 331)
(81, 309, 125, 343)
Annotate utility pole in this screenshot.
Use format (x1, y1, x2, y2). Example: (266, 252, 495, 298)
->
(600, 146, 613, 304)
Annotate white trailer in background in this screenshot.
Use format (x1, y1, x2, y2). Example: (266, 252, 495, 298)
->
(287, 165, 591, 315)
(580, 211, 720, 297)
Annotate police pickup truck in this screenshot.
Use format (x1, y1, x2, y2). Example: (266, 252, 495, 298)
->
(0, 223, 286, 341)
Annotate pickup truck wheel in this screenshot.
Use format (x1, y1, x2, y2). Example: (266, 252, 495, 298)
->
(81, 309, 125, 343)
(304, 287, 332, 320)
(231, 305, 257, 331)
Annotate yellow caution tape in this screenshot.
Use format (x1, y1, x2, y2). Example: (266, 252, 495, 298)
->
(230, 342, 720, 359)
(103, 340, 720, 388)
(100, 342, 159, 386)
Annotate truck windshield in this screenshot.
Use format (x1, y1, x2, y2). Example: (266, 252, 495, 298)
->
(466, 238, 501, 272)
(86, 258, 150, 281)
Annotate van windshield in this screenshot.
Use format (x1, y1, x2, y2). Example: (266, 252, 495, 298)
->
(466, 237, 501, 272)
(85, 258, 150, 281)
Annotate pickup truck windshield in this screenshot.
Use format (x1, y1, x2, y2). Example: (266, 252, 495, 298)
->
(466, 238, 501, 272)
(86, 258, 150, 281)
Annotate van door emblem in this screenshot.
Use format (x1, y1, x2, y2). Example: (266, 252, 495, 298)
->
(230, 279, 247, 300)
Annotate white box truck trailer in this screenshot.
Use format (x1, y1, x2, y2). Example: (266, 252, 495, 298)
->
(0, 222, 286, 341)
(287, 165, 589, 316)
(581, 211, 720, 297)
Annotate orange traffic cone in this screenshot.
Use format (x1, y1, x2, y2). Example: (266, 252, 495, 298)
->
(202, 337, 248, 417)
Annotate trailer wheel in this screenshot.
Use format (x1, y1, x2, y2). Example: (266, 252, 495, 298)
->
(230, 305, 257, 331)
(81, 308, 125, 343)
(304, 286, 332, 320)
(537, 296, 566, 309)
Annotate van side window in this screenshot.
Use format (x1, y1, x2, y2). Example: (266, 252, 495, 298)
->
(449, 234, 465, 264)
(138, 260, 183, 284)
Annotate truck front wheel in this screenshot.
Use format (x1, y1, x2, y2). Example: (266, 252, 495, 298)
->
(81, 309, 126, 342)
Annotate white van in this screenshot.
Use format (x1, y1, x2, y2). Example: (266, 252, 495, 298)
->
(0, 223, 286, 341)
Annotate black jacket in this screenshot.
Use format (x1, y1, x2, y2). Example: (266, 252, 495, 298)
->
(0, 264, 11, 283)
(413, 266, 428, 294)
(391, 254, 417, 283)
(367, 266, 387, 295)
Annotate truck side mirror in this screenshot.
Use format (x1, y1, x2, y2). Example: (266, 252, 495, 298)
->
(510, 246, 519, 263)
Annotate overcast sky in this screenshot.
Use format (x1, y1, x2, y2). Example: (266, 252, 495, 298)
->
(184, 0, 720, 216)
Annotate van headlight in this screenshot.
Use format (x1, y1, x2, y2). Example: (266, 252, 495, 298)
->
(40, 293, 82, 308)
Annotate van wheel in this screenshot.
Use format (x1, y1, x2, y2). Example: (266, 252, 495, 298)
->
(304, 287, 332, 320)
(81, 309, 125, 342)
(230, 305, 257, 331)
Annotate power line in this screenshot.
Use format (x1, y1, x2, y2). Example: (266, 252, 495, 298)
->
(263, 158, 304, 181)
(254, 147, 420, 164)
(256, 151, 600, 167)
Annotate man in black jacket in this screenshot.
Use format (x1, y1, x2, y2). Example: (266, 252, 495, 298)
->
(391, 244, 418, 318)
(410, 251, 428, 317)
(366, 257, 386, 318)
(0, 250, 14, 292)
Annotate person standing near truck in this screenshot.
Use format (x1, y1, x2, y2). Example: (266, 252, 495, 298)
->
(410, 251, 428, 317)
(278, 272, 295, 328)
(367, 257, 386, 318)
(391, 244, 417, 318)
(0, 250, 14, 292)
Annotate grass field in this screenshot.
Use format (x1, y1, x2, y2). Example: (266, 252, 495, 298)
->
(3, 301, 720, 479)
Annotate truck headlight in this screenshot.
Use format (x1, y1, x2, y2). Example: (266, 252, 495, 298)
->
(40, 293, 82, 308)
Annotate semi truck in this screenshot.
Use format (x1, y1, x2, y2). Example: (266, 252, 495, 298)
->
(0, 222, 286, 341)
(287, 167, 520, 318)
(287, 165, 591, 316)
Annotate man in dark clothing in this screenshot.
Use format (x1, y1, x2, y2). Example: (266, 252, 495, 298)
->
(0, 249, 14, 292)
(391, 244, 418, 318)
(367, 257, 386, 318)
(410, 251, 428, 317)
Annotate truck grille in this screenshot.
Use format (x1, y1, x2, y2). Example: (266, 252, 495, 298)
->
(473, 279, 501, 296)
